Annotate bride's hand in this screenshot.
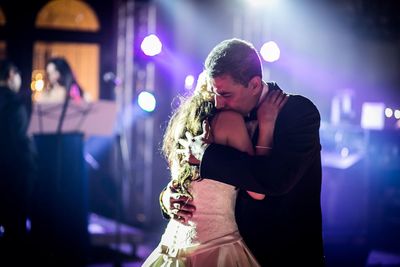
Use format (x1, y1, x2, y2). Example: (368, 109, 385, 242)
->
(257, 89, 289, 125)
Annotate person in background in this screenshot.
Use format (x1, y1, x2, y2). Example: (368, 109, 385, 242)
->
(36, 57, 91, 104)
(0, 59, 36, 265)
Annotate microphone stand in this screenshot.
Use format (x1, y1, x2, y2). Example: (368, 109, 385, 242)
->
(55, 82, 73, 193)
(56, 85, 72, 134)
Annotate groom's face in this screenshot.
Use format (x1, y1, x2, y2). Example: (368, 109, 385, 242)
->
(210, 74, 261, 116)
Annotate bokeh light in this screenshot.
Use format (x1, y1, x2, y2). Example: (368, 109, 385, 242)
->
(141, 34, 162, 56)
(260, 41, 280, 63)
(138, 91, 156, 112)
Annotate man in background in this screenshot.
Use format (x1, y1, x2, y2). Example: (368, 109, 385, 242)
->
(0, 59, 36, 264)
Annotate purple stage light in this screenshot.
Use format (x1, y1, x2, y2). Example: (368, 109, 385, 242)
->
(260, 41, 280, 63)
(138, 91, 156, 112)
(185, 75, 195, 90)
(395, 109, 400, 119)
(141, 34, 162, 56)
(385, 108, 393, 118)
(361, 102, 385, 130)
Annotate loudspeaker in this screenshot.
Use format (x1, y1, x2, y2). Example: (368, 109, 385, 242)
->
(30, 132, 89, 265)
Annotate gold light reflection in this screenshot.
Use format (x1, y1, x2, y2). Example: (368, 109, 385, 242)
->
(31, 70, 46, 101)
(0, 7, 6, 26)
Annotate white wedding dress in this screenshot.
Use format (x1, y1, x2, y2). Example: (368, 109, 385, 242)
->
(142, 179, 260, 267)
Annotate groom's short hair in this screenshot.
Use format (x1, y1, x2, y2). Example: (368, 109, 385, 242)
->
(204, 38, 262, 87)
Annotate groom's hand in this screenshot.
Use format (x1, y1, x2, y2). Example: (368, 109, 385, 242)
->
(166, 185, 196, 224)
(177, 120, 213, 165)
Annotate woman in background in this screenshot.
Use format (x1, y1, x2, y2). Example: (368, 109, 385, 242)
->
(36, 57, 91, 104)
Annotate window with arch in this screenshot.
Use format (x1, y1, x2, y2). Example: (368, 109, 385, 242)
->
(36, 0, 99, 32)
(33, 0, 101, 101)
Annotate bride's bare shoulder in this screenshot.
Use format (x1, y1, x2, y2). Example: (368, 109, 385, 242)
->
(210, 111, 246, 143)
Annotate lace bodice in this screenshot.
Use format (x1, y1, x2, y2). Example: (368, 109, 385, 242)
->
(160, 179, 238, 248)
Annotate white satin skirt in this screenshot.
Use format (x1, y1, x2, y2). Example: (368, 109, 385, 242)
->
(141, 230, 260, 267)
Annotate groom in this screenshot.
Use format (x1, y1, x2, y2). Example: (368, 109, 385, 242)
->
(160, 38, 325, 266)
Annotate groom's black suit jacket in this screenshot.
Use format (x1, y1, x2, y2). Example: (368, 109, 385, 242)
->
(200, 84, 324, 267)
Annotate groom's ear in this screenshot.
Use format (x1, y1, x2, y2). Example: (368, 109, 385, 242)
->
(248, 76, 262, 94)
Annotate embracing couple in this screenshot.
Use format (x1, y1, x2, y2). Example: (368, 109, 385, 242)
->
(142, 38, 325, 267)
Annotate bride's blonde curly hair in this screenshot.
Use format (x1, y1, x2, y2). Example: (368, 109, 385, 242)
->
(162, 71, 215, 197)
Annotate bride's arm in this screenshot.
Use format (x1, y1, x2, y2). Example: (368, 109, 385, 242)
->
(255, 89, 288, 156)
(210, 111, 265, 200)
